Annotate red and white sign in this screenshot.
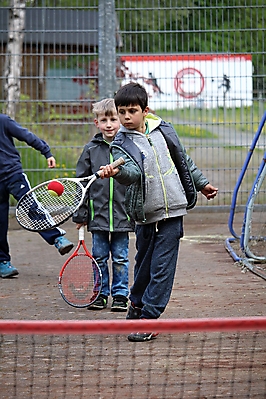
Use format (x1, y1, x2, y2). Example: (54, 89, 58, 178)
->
(120, 54, 253, 110)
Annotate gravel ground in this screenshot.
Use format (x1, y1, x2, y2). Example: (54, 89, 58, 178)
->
(1, 210, 265, 321)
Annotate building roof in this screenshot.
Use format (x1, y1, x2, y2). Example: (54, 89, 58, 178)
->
(0, 8, 99, 47)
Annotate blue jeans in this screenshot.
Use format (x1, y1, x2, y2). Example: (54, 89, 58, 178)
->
(0, 173, 65, 262)
(92, 231, 129, 298)
(130, 216, 184, 319)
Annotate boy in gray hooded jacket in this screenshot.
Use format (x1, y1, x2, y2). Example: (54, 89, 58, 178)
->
(101, 83, 218, 341)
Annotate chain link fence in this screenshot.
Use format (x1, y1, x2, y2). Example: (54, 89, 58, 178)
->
(0, 0, 265, 210)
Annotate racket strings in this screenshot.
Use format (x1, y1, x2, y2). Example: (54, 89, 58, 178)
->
(59, 254, 101, 307)
(16, 180, 83, 231)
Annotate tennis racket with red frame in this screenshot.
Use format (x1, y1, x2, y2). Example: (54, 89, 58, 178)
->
(58, 225, 102, 308)
(15, 157, 125, 232)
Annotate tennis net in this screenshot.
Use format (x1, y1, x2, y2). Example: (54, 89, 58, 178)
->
(1, 317, 266, 399)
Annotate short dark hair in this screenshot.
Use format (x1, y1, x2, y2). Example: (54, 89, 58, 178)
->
(114, 82, 148, 111)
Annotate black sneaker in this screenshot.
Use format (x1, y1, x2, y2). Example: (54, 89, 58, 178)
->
(127, 316, 159, 342)
(87, 295, 108, 310)
(111, 295, 128, 312)
(128, 332, 159, 342)
(126, 303, 142, 319)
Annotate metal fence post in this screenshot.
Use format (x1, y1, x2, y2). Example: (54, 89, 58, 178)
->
(98, 0, 116, 99)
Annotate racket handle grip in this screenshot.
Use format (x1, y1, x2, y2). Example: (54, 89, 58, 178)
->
(111, 157, 125, 168)
(79, 225, 85, 240)
(96, 157, 125, 178)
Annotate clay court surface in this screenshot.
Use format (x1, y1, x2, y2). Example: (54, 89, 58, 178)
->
(1, 211, 265, 399)
(1, 211, 265, 321)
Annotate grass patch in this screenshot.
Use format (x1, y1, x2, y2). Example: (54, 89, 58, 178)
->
(159, 101, 265, 133)
(173, 123, 216, 139)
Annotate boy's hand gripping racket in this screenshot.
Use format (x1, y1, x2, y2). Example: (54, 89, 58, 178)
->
(58, 225, 102, 308)
(15, 157, 125, 232)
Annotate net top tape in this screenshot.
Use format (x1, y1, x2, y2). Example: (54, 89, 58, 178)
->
(1, 317, 266, 335)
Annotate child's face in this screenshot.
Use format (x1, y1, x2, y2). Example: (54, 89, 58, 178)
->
(94, 112, 120, 142)
(117, 104, 149, 133)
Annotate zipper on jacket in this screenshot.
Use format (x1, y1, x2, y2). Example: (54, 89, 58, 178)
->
(89, 199, 94, 221)
(145, 122, 153, 146)
(145, 123, 169, 217)
(151, 144, 169, 218)
(147, 135, 153, 146)
(109, 152, 114, 232)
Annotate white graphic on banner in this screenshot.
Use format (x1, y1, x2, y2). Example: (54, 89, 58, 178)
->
(120, 54, 253, 110)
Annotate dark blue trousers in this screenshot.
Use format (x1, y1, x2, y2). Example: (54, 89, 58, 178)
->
(0, 173, 64, 262)
(130, 216, 184, 319)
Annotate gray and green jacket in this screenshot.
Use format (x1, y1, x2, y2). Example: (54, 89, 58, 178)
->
(111, 113, 209, 224)
(72, 132, 133, 232)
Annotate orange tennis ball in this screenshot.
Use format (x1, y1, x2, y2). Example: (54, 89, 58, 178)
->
(47, 180, 64, 196)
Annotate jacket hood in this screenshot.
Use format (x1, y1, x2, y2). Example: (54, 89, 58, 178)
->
(91, 132, 104, 144)
(145, 113, 162, 132)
